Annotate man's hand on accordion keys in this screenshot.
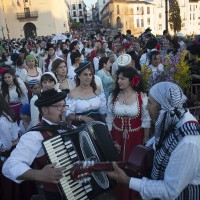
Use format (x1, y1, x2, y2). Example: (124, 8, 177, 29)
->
(40, 163, 65, 183)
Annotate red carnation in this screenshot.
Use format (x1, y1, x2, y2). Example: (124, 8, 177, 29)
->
(0, 67, 6, 74)
(132, 75, 140, 87)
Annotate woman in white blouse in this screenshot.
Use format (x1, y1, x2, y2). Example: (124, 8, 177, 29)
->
(66, 61, 107, 126)
(106, 67, 151, 200)
(0, 92, 37, 200)
(19, 54, 42, 84)
(1, 66, 28, 124)
(51, 58, 76, 94)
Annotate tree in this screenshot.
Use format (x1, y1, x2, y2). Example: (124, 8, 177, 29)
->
(169, 0, 182, 35)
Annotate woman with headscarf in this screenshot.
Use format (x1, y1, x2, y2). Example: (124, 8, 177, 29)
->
(108, 82, 200, 200)
(19, 54, 42, 84)
(30, 72, 60, 126)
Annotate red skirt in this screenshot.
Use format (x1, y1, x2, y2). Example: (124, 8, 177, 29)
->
(111, 117, 144, 200)
(9, 102, 22, 125)
(0, 162, 38, 200)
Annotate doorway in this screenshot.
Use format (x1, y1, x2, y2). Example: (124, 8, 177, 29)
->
(24, 22, 36, 38)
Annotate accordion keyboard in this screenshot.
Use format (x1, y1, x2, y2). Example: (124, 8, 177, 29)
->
(43, 134, 92, 200)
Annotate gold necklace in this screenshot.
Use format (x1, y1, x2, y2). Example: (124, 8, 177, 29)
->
(121, 92, 133, 104)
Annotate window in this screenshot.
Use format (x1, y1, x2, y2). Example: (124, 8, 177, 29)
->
(190, 5, 191, 11)
(158, 24, 162, 30)
(147, 18, 150, 25)
(193, 5, 195, 11)
(131, 8, 133, 14)
(73, 11, 76, 17)
(79, 11, 82, 16)
(141, 7, 144, 14)
(79, 4, 82, 9)
(117, 5, 120, 14)
(141, 19, 144, 27)
(159, 13, 162, 18)
(137, 19, 140, 27)
(103, 0, 105, 4)
(72, 4, 76, 10)
(182, 23, 185, 27)
(24, 7, 30, 17)
(190, 13, 191, 20)
(147, 7, 150, 14)
(193, 13, 195, 20)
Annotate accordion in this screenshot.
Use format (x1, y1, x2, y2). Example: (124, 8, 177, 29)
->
(42, 121, 118, 200)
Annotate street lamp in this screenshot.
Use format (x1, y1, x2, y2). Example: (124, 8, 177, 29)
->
(165, 0, 168, 31)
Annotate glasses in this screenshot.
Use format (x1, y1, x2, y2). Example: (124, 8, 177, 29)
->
(49, 104, 69, 111)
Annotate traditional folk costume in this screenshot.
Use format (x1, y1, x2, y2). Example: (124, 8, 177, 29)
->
(2, 89, 68, 200)
(6, 79, 28, 124)
(0, 115, 37, 200)
(66, 92, 107, 126)
(106, 92, 151, 200)
(129, 82, 200, 200)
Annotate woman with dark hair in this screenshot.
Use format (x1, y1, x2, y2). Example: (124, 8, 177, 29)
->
(66, 61, 107, 126)
(44, 44, 60, 72)
(1, 66, 28, 124)
(52, 58, 76, 94)
(106, 67, 151, 200)
(148, 51, 164, 74)
(68, 51, 82, 79)
(30, 72, 60, 126)
(96, 57, 114, 100)
(0, 92, 37, 200)
(85, 39, 94, 58)
(67, 40, 80, 70)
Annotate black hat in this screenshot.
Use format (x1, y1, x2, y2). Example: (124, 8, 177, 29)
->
(35, 89, 67, 108)
(74, 61, 92, 74)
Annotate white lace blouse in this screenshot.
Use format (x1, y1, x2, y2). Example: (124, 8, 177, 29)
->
(106, 93, 151, 131)
(0, 115, 19, 152)
(66, 92, 107, 116)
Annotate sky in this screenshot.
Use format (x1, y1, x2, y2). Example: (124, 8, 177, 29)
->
(83, 0, 96, 10)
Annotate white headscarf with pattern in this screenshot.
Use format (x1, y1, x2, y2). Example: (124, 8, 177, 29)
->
(149, 82, 187, 144)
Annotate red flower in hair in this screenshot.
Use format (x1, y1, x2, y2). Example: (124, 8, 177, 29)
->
(132, 75, 140, 87)
(0, 67, 6, 74)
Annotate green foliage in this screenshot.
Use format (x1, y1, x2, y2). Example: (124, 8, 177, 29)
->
(169, 0, 182, 34)
(71, 22, 80, 29)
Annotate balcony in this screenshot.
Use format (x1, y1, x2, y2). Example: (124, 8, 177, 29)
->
(16, 11, 38, 19)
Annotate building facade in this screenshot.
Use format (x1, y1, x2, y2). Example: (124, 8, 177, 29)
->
(101, 0, 155, 36)
(100, 0, 200, 36)
(0, 0, 69, 39)
(155, 0, 200, 35)
(68, 0, 87, 23)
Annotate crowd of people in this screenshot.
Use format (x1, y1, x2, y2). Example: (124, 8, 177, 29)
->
(0, 26, 200, 200)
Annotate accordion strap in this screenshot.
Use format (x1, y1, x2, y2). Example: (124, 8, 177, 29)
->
(29, 124, 72, 132)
